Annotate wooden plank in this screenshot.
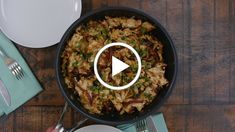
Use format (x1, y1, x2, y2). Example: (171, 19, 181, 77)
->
(229, 0, 235, 103)
(185, 105, 234, 132)
(181, 0, 194, 105)
(160, 105, 235, 132)
(190, 0, 215, 104)
(214, 0, 230, 103)
(159, 105, 187, 132)
(140, 0, 167, 26)
(118, 0, 140, 8)
(73, 111, 95, 127)
(0, 113, 14, 132)
(91, 0, 118, 9)
(91, 0, 107, 9)
(41, 106, 73, 131)
(14, 107, 42, 132)
(107, 0, 119, 6)
(166, 0, 184, 43)
(81, 0, 92, 15)
(13, 106, 74, 132)
(163, 0, 187, 105)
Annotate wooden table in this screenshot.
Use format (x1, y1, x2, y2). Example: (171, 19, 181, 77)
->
(0, 0, 235, 131)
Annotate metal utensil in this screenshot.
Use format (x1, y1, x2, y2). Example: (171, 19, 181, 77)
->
(54, 102, 88, 132)
(0, 79, 11, 106)
(146, 116, 158, 132)
(68, 118, 88, 132)
(136, 119, 148, 132)
(0, 46, 24, 79)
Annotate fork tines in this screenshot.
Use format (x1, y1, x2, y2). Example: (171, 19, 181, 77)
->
(9, 62, 24, 80)
(136, 119, 148, 132)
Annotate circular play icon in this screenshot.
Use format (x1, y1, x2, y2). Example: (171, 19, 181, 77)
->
(94, 42, 141, 90)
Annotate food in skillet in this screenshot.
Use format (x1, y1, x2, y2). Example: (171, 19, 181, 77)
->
(61, 16, 168, 115)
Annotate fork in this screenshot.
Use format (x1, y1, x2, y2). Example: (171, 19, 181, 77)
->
(0, 46, 24, 79)
(54, 102, 88, 132)
(136, 119, 148, 132)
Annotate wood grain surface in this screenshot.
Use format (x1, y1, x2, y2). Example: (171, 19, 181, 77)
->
(0, 0, 235, 131)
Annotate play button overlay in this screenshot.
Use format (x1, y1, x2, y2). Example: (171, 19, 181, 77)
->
(94, 42, 141, 90)
(112, 56, 129, 77)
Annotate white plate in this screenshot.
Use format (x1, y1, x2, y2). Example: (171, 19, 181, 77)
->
(0, 0, 82, 48)
(74, 125, 122, 132)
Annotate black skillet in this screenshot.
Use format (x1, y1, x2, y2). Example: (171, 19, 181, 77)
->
(56, 7, 178, 125)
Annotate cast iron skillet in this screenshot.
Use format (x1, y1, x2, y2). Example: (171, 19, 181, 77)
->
(56, 7, 178, 125)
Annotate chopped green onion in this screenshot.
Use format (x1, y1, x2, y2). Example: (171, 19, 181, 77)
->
(121, 36, 127, 40)
(140, 27, 147, 34)
(130, 40, 136, 45)
(139, 49, 148, 57)
(90, 86, 100, 93)
(76, 43, 80, 49)
(72, 60, 81, 67)
(139, 76, 150, 82)
(143, 93, 153, 100)
(134, 83, 142, 89)
(101, 28, 108, 36)
(80, 52, 93, 60)
(132, 64, 138, 72)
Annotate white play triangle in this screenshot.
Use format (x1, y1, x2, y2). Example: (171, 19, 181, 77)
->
(112, 56, 129, 77)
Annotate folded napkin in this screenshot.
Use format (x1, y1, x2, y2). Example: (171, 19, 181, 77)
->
(0, 32, 43, 117)
(117, 113, 168, 132)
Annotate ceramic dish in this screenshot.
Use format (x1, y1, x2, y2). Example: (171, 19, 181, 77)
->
(74, 125, 121, 132)
(0, 0, 82, 48)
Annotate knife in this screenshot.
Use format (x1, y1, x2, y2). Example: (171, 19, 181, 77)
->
(0, 79, 11, 106)
(146, 116, 158, 132)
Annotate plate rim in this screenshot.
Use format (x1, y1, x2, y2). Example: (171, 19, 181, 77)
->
(74, 125, 122, 132)
(0, 0, 82, 48)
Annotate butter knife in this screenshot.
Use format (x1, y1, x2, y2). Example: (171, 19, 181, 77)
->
(146, 116, 158, 132)
(0, 79, 11, 106)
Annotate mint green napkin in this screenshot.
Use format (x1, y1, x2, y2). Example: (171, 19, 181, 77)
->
(117, 113, 168, 132)
(0, 32, 43, 116)
(0, 110, 3, 117)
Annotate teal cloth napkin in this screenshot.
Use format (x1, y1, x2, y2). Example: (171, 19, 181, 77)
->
(117, 113, 168, 132)
(0, 32, 43, 116)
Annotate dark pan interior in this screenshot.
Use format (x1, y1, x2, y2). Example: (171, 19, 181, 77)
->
(56, 7, 177, 125)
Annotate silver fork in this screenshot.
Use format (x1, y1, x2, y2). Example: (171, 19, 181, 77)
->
(54, 102, 88, 132)
(136, 119, 148, 132)
(0, 46, 24, 79)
